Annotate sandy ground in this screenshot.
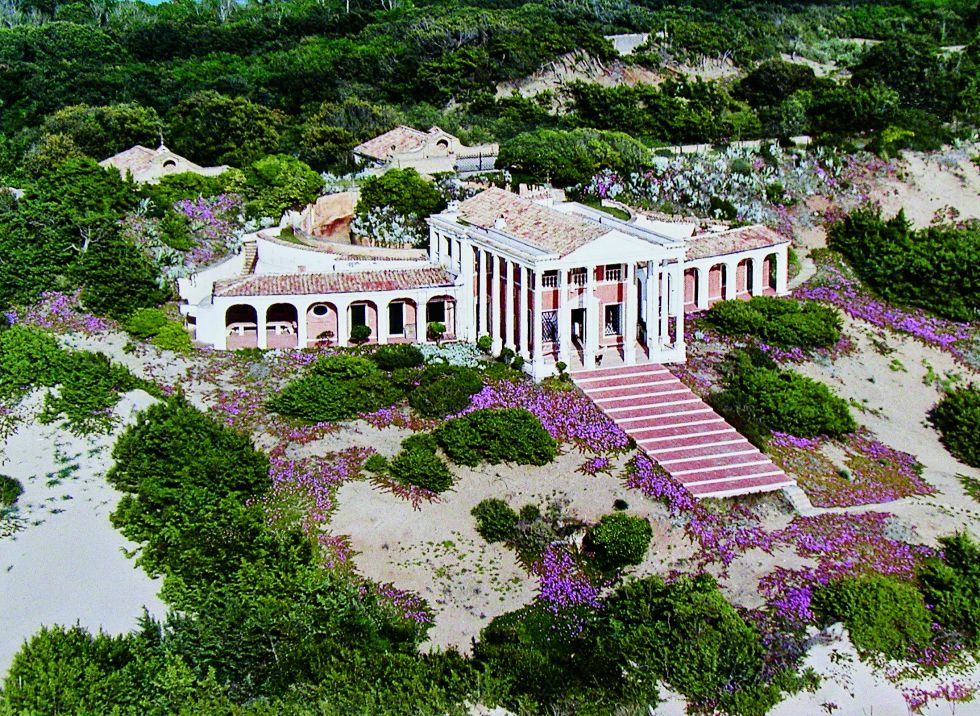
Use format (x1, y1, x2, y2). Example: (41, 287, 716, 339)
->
(878, 148, 980, 228)
(0, 390, 166, 677)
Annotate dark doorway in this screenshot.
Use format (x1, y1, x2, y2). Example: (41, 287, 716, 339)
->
(388, 303, 404, 335)
(571, 308, 586, 347)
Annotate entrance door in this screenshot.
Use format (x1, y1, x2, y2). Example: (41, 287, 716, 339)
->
(571, 308, 586, 347)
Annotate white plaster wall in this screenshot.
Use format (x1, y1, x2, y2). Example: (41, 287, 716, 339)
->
(177, 252, 246, 308)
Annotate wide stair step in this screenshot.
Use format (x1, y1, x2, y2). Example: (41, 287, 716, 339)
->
(573, 364, 794, 500)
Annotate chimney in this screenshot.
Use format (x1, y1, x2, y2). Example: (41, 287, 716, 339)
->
(494, 214, 507, 231)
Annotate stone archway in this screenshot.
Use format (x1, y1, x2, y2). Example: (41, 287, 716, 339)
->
(349, 301, 378, 344)
(307, 302, 338, 346)
(385, 298, 418, 343)
(225, 304, 258, 349)
(425, 296, 456, 340)
(266, 303, 298, 349)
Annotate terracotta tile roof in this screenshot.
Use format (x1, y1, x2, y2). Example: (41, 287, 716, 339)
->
(214, 267, 455, 298)
(456, 188, 607, 256)
(685, 225, 789, 261)
(353, 126, 429, 161)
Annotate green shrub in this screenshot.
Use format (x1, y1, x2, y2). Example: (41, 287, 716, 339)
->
(350, 324, 372, 344)
(38, 351, 148, 435)
(706, 296, 842, 348)
(928, 386, 980, 467)
(389, 444, 454, 493)
(150, 321, 193, 353)
(436, 408, 557, 467)
(599, 574, 783, 713)
(472, 498, 520, 543)
(401, 432, 438, 454)
(122, 307, 169, 339)
(477, 335, 493, 353)
(370, 344, 424, 371)
(408, 364, 484, 418)
(827, 208, 979, 322)
(269, 356, 403, 422)
(0, 325, 67, 401)
(811, 574, 933, 659)
(918, 532, 980, 647)
(0, 474, 23, 506)
(363, 454, 389, 474)
(715, 351, 856, 438)
(584, 513, 652, 572)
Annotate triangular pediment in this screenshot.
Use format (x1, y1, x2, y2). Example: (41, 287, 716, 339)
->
(561, 229, 666, 263)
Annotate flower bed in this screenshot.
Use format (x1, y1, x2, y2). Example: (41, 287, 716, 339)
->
(461, 380, 632, 455)
(5, 290, 114, 335)
(769, 430, 933, 508)
(795, 258, 978, 367)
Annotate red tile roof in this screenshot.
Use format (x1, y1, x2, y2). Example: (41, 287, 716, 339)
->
(214, 267, 455, 298)
(685, 225, 789, 261)
(457, 188, 607, 256)
(353, 126, 429, 161)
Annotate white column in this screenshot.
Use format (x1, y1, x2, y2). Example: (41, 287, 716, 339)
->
(490, 253, 501, 352)
(671, 262, 684, 349)
(532, 269, 544, 376)
(504, 259, 516, 351)
(458, 245, 475, 341)
(623, 263, 637, 365)
(659, 266, 670, 348)
(256, 303, 268, 349)
(477, 249, 488, 337)
(558, 269, 571, 366)
(376, 301, 389, 345)
(697, 266, 711, 309)
(751, 255, 765, 296)
(645, 261, 659, 353)
(335, 301, 349, 347)
(584, 264, 598, 369)
(775, 247, 789, 295)
(724, 261, 738, 300)
(415, 292, 428, 344)
(296, 302, 309, 348)
(518, 265, 530, 359)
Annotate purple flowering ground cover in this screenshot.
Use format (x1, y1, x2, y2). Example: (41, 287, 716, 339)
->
(769, 430, 934, 507)
(795, 256, 978, 368)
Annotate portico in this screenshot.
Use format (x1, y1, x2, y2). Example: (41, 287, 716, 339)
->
(428, 188, 687, 379)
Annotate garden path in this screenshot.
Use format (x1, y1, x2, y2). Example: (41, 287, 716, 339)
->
(572, 364, 795, 498)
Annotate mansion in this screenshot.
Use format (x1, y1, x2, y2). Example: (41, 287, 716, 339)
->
(180, 187, 790, 380)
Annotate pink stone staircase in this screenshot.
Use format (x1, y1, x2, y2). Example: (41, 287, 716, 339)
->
(572, 364, 794, 499)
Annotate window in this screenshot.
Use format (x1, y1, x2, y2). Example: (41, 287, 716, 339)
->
(570, 268, 588, 286)
(604, 264, 623, 282)
(351, 304, 367, 327)
(311, 304, 329, 317)
(543, 311, 558, 342)
(388, 303, 404, 335)
(426, 301, 446, 324)
(542, 270, 559, 288)
(604, 303, 622, 336)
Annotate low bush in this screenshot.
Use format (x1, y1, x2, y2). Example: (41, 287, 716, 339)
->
(0, 474, 23, 506)
(715, 351, 856, 438)
(370, 344, 424, 371)
(0, 325, 66, 401)
(928, 386, 980, 467)
(122, 307, 169, 339)
(918, 532, 980, 647)
(38, 351, 151, 435)
(401, 432, 439, 454)
(584, 513, 652, 572)
(363, 454, 389, 474)
(389, 442, 454, 493)
(268, 355, 403, 422)
(408, 364, 484, 418)
(150, 321, 193, 353)
(811, 574, 933, 659)
(436, 408, 557, 467)
(350, 324, 372, 344)
(599, 574, 786, 713)
(706, 296, 842, 348)
(472, 498, 520, 543)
